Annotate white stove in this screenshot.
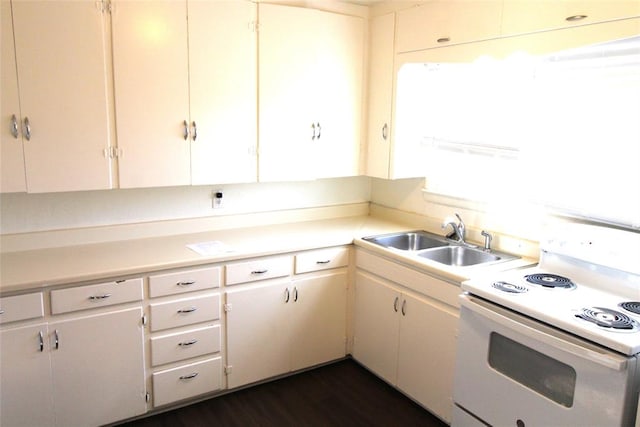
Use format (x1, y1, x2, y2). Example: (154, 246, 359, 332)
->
(453, 222, 640, 427)
(463, 222, 640, 356)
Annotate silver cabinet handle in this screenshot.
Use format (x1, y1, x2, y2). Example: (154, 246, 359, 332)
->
(382, 123, 388, 140)
(0, 309, 4, 315)
(316, 122, 321, 139)
(183, 119, 189, 140)
(10, 114, 19, 139)
(88, 293, 112, 300)
(566, 14, 587, 22)
(177, 280, 195, 286)
(23, 117, 31, 141)
(179, 372, 199, 380)
(311, 123, 316, 140)
(177, 306, 197, 314)
(251, 269, 267, 275)
(54, 329, 60, 350)
(437, 37, 450, 43)
(284, 288, 290, 303)
(178, 339, 198, 347)
(316, 260, 331, 264)
(191, 121, 197, 141)
(401, 299, 407, 316)
(38, 330, 44, 352)
(293, 287, 298, 302)
(393, 296, 399, 312)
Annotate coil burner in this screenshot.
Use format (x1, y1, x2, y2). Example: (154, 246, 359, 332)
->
(525, 273, 576, 290)
(575, 307, 639, 332)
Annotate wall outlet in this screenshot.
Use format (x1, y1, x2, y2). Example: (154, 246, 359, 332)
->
(213, 190, 224, 209)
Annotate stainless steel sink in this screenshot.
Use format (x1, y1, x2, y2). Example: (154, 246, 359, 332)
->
(418, 246, 501, 266)
(363, 231, 448, 251)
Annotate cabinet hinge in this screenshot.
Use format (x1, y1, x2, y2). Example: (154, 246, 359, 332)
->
(223, 303, 232, 313)
(224, 365, 233, 375)
(145, 392, 150, 403)
(248, 21, 258, 32)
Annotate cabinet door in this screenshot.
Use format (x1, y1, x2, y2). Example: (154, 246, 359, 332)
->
(352, 271, 401, 385)
(189, 0, 257, 185)
(396, 1, 502, 53)
(502, 0, 640, 36)
(50, 307, 146, 427)
(112, 0, 191, 188)
(225, 281, 291, 388)
(11, 0, 112, 193)
(313, 11, 364, 179)
(0, 324, 54, 427)
(397, 292, 458, 423)
(290, 271, 347, 371)
(1, 0, 26, 193)
(258, 3, 317, 182)
(366, 13, 395, 179)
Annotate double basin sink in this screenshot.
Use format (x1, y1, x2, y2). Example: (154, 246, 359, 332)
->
(363, 230, 518, 267)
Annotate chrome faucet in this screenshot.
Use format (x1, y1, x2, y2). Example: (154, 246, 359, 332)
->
(443, 213, 466, 243)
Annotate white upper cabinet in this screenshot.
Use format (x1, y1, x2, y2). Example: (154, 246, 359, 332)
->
(112, 0, 191, 188)
(396, 1, 502, 53)
(1, 0, 26, 193)
(188, 1, 257, 185)
(7, 0, 113, 193)
(112, 0, 257, 188)
(258, 4, 364, 182)
(502, 0, 640, 36)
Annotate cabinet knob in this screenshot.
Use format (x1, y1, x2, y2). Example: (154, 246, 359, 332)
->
(10, 114, 19, 139)
(178, 339, 198, 347)
(23, 117, 31, 141)
(183, 119, 190, 140)
(179, 372, 199, 380)
(436, 37, 450, 44)
(565, 14, 587, 22)
(381, 123, 388, 141)
(191, 121, 197, 141)
(177, 306, 197, 314)
(393, 296, 399, 312)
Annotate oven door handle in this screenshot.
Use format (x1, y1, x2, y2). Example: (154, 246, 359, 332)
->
(460, 294, 629, 371)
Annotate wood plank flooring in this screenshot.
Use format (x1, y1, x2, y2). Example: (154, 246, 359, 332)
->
(119, 358, 448, 427)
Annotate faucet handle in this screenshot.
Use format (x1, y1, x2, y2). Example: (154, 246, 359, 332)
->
(481, 230, 493, 251)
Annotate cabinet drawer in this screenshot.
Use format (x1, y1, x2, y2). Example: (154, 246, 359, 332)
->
(51, 278, 143, 315)
(226, 255, 292, 285)
(149, 293, 220, 332)
(151, 325, 221, 366)
(0, 293, 44, 324)
(295, 247, 349, 274)
(152, 357, 222, 407)
(149, 266, 221, 298)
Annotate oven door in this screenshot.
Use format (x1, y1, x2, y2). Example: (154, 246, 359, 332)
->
(453, 294, 639, 427)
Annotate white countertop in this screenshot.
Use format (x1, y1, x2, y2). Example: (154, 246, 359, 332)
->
(0, 215, 535, 295)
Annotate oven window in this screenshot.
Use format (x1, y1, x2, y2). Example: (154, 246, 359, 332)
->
(488, 332, 576, 407)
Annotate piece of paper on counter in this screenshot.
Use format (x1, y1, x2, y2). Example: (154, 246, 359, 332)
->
(186, 241, 233, 256)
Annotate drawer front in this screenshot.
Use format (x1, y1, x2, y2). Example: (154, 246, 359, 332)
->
(0, 293, 44, 324)
(152, 357, 222, 407)
(295, 247, 349, 274)
(151, 325, 221, 367)
(226, 255, 292, 286)
(149, 293, 220, 332)
(149, 266, 221, 298)
(51, 278, 143, 315)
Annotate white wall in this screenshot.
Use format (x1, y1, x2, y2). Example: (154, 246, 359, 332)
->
(0, 177, 371, 235)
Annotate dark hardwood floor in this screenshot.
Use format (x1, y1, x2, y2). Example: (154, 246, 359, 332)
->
(119, 358, 448, 427)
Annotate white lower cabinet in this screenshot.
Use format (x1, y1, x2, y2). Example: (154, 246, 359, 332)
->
(50, 307, 147, 427)
(0, 323, 54, 427)
(0, 307, 146, 427)
(353, 253, 459, 424)
(225, 254, 348, 389)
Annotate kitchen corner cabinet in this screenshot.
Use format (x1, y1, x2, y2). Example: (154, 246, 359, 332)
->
(258, 4, 364, 182)
(501, 0, 640, 36)
(225, 249, 348, 388)
(2, 0, 113, 193)
(112, 0, 257, 188)
(353, 250, 459, 423)
(396, 1, 502, 54)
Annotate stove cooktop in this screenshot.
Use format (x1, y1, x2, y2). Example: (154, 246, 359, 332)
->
(463, 266, 640, 356)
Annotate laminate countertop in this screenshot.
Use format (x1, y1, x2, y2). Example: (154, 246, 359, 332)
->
(0, 215, 535, 295)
